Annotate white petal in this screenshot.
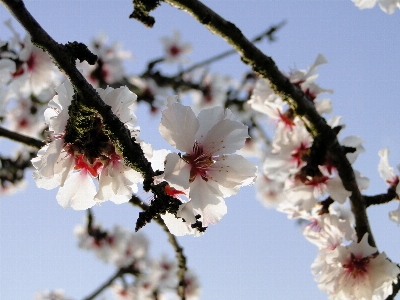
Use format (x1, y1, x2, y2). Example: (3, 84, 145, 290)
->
(159, 103, 199, 152)
(56, 170, 97, 210)
(195, 106, 225, 142)
(347, 233, 376, 257)
(315, 98, 332, 115)
(389, 204, 400, 225)
(378, 148, 396, 182)
(32, 170, 60, 190)
(326, 176, 352, 204)
(354, 170, 370, 190)
(95, 169, 114, 203)
(35, 139, 64, 178)
(202, 119, 249, 155)
(209, 154, 257, 197)
(149, 149, 170, 172)
(163, 153, 191, 190)
(177, 201, 197, 224)
(189, 178, 227, 226)
(98, 86, 137, 127)
(341, 136, 365, 164)
(161, 212, 201, 236)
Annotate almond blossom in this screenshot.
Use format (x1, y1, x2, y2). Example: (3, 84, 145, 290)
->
(160, 30, 192, 64)
(31, 81, 142, 209)
(314, 233, 400, 300)
(75, 222, 149, 267)
(158, 97, 257, 229)
(77, 33, 131, 87)
(190, 73, 232, 113)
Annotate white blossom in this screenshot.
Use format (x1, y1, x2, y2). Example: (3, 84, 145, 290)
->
(159, 98, 257, 230)
(32, 81, 141, 209)
(314, 234, 400, 300)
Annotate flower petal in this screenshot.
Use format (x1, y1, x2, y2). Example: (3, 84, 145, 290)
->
(202, 119, 249, 155)
(209, 154, 257, 197)
(159, 103, 199, 153)
(189, 178, 227, 226)
(164, 153, 191, 190)
(56, 170, 97, 210)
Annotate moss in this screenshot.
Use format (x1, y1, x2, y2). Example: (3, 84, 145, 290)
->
(63, 92, 98, 144)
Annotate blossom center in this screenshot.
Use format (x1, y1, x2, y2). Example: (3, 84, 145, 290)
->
(183, 142, 215, 182)
(291, 142, 310, 167)
(169, 45, 181, 57)
(26, 54, 36, 72)
(343, 253, 369, 279)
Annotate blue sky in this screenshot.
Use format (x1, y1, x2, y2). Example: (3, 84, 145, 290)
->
(0, 0, 400, 299)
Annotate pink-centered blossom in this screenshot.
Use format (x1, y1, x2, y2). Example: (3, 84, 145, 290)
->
(77, 33, 131, 87)
(160, 30, 192, 64)
(190, 73, 232, 113)
(314, 233, 400, 300)
(159, 97, 257, 228)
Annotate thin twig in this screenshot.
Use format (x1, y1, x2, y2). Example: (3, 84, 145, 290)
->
(0, 126, 45, 148)
(364, 186, 399, 207)
(130, 195, 187, 300)
(163, 0, 375, 248)
(83, 268, 125, 300)
(175, 20, 286, 78)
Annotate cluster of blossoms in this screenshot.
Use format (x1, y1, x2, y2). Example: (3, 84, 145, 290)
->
(17, 26, 257, 239)
(0, 21, 65, 194)
(74, 221, 200, 300)
(2, 11, 400, 299)
(0, 21, 62, 138)
(247, 54, 400, 298)
(249, 54, 357, 211)
(31, 81, 143, 209)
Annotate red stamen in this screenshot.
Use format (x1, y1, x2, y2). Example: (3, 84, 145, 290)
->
(74, 154, 102, 177)
(165, 184, 185, 197)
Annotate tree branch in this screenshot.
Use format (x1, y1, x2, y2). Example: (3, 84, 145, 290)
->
(0, 126, 45, 148)
(162, 0, 375, 248)
(130, 195, 187, 300)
